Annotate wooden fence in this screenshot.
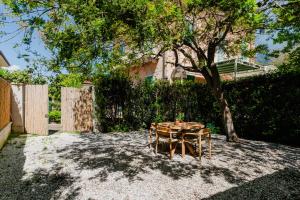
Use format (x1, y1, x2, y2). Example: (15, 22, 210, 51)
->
(61, 85, 94, 132)
(24, 85, 49, 135)
(0, 78, 11, 130)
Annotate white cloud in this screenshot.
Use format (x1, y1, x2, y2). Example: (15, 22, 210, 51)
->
(6, 65, 22, 71)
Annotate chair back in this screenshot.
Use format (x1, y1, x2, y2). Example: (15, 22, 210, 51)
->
(200, 128, 210, 136)
(156, 125, 171, 138)
(150, 123, 157, 130)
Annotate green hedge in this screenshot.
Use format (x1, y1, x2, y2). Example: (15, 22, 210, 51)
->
(94, 71, 300, 146)
(49, 110, 61, 123)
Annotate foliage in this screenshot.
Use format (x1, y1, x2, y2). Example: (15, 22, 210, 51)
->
(95, 71, 300, 146)
(176, 113, 185, 121)
(267, 0, 300, 70)
(270, 0, 300, 53)
(0, 68, 46, 84)
(2, 0, 266, 74)
(225, 71, 300, 146)
(48, 73, 84, 117)
(206, 123, 221, 135)
(277, 47, 300, 73)
(49, 73, 84, 102)
(48, 110, 61, 123)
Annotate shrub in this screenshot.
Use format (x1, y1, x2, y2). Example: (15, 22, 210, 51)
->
(94, 71, 300, 146)
(49, 110, 61, 123)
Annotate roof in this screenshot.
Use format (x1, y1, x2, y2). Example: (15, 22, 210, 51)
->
(182, 58, 263, 75)
(216, 59, 262, 74)
(0, 51, 10, 67)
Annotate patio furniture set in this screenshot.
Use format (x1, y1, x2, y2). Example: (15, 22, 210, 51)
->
(149, 121, 212, 160)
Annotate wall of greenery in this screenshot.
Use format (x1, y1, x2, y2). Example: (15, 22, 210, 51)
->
(94, 71, 300, 146)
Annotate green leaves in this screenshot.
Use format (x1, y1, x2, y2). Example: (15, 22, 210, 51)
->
(1, 0, 268, 74)
(0, 68, 46, 84)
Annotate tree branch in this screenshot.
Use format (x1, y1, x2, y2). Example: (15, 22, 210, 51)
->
(177, 48, 198, 69)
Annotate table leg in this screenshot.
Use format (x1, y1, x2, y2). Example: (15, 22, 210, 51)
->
(208, 133, 211, 159)
(155, 136, 159, 154)
(182, 140, 185, 159)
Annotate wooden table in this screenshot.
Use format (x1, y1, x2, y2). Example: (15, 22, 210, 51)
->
(157, 122, 205, 158)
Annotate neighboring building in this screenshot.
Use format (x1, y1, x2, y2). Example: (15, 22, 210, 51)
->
(0, 51, 10, 68)
(129, 49, 276, 83)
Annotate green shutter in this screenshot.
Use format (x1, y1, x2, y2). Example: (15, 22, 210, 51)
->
(145, 76, 153, 82)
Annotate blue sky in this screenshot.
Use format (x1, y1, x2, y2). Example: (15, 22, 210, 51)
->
(0, 5, 50, 70)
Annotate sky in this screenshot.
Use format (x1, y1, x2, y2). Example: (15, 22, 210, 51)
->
(0, 4, 51, 71)
(255, 30, 285, 64)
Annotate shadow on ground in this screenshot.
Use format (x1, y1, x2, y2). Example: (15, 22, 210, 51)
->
(203, 168, 300, 200)
(56, 132, 299, 185)
(0, 134, 80, 200)
(0, 131, 299, 199)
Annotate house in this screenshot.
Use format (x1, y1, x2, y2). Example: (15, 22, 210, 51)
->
(0, 51, 10, 68)
(129, 36, 276, 83)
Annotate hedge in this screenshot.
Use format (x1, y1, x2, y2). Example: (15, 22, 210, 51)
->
(94, 71, 300, 146)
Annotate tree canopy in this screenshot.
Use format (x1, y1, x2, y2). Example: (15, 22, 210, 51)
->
(270, 0, 300, 71)
(0, 68, 46, 84)
(1, 0, 265, 73)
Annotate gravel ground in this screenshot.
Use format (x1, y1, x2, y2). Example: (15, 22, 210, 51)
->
(0, 131, 299, 200)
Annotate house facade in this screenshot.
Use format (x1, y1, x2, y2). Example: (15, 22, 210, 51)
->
(129, 39, 276, 83)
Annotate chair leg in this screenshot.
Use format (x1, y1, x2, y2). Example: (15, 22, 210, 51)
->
(169, 142, 173, 159)
(155, 136, 159, 155)
(182, 140, 185, 159)
(149, 129, 152, 148)
(169, 142, 177, 159)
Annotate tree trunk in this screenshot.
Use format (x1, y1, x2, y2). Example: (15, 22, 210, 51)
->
(201, 64, 239, 142)
(216, 90, 239, 142)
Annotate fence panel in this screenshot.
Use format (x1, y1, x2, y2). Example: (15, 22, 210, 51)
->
(24, 85, 48, 135)
(61, 86, 93, 132)
(11, 84, 25, 133)
(0, 78, 11, 130)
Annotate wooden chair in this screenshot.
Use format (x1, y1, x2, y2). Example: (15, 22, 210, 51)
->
(155, 125, 178, 159)
(184, 128, 211, 161)
(149, 122, 172, 148)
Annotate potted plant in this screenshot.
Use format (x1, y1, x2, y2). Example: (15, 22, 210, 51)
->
(175, 112, 184, 125)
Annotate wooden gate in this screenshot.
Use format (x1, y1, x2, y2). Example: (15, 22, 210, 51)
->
(24, 85, 48, 135)
(61, 85, 93, 132)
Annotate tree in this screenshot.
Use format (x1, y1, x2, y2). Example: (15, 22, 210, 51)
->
(2, 0, 267, 141)
(0, 68, 46, 84)
(269, 0, 300, 72)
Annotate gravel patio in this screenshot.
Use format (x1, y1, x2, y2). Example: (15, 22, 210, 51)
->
(0, 132, 299, 200)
